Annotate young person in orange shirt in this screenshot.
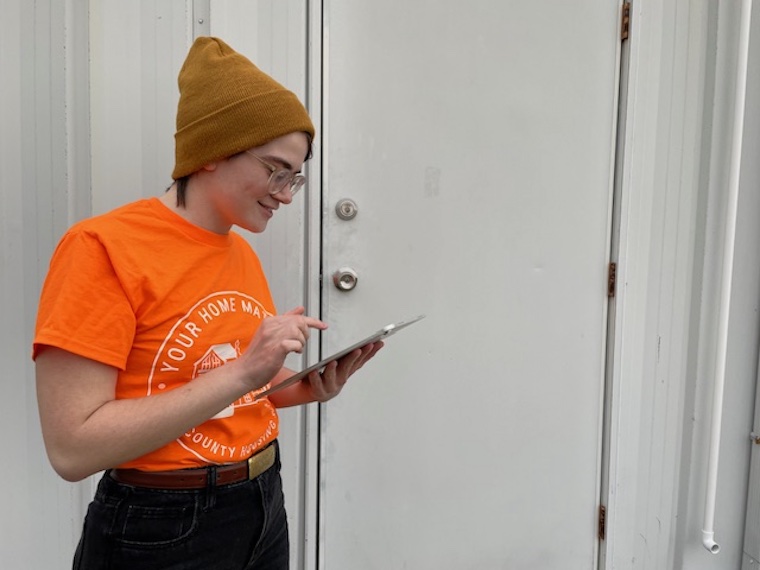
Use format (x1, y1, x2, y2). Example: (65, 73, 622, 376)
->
(33, 36, 382, 569)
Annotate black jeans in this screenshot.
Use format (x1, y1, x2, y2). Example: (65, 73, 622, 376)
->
(73, 443, 289, 570)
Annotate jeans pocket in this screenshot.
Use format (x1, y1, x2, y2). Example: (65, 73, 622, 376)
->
(115, 501, 199, 549)
(74, 498, 118, 569)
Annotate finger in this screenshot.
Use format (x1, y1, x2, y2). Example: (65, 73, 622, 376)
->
(284, 306, 306, 316)
(363, 341, 384, 361)
(343, 342, 383, 373)
(282, 308, 326, 333)
(306, 368, 331, 399)
(304, 370, 322, 398)
(303, 316, 328, 331)
(320, 361, 343, 391)
(334, 348, 365, 377)
(293, 323, 309, 343)
(285, 338, 305, 354)
(341, 348, 364, 367)
(291, 319, 324, 346)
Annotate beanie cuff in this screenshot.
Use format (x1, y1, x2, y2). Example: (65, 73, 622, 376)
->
(172, 90, 314, 179)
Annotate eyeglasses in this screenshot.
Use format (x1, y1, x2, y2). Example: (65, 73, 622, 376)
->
(245, 151, 306, 197)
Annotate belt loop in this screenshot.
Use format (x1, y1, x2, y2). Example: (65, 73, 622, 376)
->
(204, 465, 217, 512)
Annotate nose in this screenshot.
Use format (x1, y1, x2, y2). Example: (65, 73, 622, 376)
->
(273, 186, 294, 205)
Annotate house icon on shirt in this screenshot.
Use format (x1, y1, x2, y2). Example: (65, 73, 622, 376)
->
(193, 342, 241, 419)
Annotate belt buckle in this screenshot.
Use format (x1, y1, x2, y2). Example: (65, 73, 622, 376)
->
(247, 453, 258, 480)
(246, 444, 274, 480)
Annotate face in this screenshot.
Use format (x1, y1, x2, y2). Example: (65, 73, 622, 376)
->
(202, 132, 310, 234)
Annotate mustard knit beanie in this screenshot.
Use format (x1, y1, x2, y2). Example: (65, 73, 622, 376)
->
(172, 37, 315, 180)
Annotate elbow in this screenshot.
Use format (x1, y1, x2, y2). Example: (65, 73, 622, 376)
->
(51, 459, 96, 483)
(54, 465, 92, 483)
(45, 446, 98, 483)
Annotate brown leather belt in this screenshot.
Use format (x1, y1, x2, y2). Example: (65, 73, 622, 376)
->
(110, 443, 276, 490)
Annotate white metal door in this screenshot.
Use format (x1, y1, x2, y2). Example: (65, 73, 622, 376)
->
(319, 1, 622, 568)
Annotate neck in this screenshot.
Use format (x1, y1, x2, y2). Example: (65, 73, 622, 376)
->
(159, 182, 231, 235)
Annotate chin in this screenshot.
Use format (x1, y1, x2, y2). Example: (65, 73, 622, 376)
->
(238, 219, 268, 233)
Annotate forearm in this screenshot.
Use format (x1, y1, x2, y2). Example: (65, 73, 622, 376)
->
(74, 366, 316, 475)
(267, 367, 318, 408)
(39, 357, 257, 481)
(79, 377, 244, 474)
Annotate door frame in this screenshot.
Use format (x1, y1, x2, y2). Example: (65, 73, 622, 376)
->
(600, 1, 729, 568)
(301, 1, 326, 568)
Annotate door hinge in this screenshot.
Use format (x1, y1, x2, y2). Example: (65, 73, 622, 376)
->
(607, 262, 617, 298)
(598, 505, 607, 540)
(621, 2, 631, 41)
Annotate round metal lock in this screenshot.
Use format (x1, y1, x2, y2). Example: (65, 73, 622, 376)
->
(333, 267, 358, 291)
(335, 199, 358, 220)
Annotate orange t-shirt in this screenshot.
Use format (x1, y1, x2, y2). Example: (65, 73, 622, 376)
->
(33, 197, 280, 471)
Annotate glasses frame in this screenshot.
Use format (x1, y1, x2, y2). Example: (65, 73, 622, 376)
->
(245, 151, 306, 197)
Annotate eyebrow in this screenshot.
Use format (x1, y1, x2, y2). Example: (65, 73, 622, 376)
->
(264, 155, 299, 173)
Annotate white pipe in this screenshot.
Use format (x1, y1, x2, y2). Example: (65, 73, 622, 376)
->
(701, 0, 753, 555)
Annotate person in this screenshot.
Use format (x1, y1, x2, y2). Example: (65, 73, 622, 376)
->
(33, 36, 382, 570)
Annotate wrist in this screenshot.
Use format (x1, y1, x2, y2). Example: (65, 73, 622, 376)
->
(224, 356, 273, 396)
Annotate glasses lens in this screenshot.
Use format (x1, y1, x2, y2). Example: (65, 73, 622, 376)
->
(269, 172, 306, 197)
(269, 170, 293, 195)
(290, 176, 306, 196)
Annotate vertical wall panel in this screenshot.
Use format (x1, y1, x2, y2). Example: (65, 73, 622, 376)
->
(89, 0, 191, 214)
(209, 4, 313, 567)
(1, 0, 92, 568)
(741, 2, 760, 566)
(88, 1, 313, 566)
(679, 1, 760, 567)
(209, 0, 311, 317)
(1, 1, 34, 567)
(604, 1, 760, 568)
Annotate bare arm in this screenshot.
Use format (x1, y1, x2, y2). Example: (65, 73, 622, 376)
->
(36, 307, 325, 482)
(36, 347, 253, 481)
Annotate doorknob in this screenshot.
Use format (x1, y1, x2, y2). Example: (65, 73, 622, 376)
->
(335, 199, 358, 220)
(333, 267, 358, 291)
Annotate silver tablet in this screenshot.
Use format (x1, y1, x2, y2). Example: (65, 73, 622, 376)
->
(255, 314, 426, 400)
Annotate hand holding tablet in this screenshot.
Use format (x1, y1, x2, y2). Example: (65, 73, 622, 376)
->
(255, 314, 426, 400)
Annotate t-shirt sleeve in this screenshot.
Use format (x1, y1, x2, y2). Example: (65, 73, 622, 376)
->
(33, 229, 137, 370)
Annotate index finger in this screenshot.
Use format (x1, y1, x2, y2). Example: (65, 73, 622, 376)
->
(284, 306, 306, 316)
(283, 306, 327, 331)
(303, 316, 328, 331)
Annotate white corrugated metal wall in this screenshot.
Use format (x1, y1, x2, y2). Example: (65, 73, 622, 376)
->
(2, 0, 92, 567)
(1, 1, 317, 567)
(1, 1, 759, 569)
(604, 2, 760, 569)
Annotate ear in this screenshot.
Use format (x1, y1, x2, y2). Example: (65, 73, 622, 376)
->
(201, 162, 218, 172)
